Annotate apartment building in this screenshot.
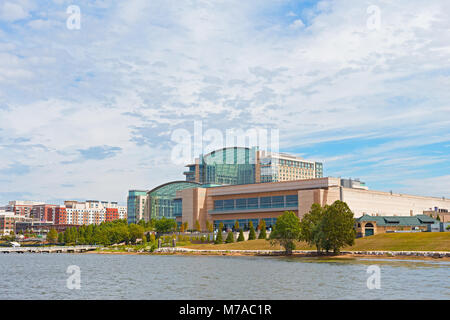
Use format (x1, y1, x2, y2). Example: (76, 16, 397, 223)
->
(54, 200, 127, 226)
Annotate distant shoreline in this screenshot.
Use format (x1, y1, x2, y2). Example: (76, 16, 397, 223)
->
(86, 249, 450, 261)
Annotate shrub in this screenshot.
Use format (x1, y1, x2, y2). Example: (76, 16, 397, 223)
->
(215, 231, 223, 244)
(248, 221, 256, 240)
(258, 220, 267, 239)
(237, 229, 245, 242)
(225, 231, 235, 243)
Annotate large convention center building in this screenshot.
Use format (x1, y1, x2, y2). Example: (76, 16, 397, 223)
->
(128, 147, 450, 231)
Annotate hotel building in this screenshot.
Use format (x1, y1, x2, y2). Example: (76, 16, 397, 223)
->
(183, 147, 323, 185)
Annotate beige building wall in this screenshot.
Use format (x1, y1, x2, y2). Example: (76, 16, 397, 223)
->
(180, 188, 208, 231)
(342, 188, 450, 218)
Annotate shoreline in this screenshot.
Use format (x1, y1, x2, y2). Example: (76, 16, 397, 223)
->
(86, 248, 450, 261)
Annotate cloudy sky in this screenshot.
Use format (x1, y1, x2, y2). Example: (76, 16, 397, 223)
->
(0, 0, 449, 205)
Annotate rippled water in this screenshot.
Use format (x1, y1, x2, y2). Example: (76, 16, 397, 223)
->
(0, 253, 449, 299)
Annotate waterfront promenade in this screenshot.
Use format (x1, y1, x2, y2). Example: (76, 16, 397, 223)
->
(0, 245, 99, 254)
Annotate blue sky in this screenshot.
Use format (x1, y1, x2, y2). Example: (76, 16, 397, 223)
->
(0, 0, 449, 205)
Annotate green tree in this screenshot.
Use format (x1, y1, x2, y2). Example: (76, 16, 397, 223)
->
(320, 201, 356, 254)
(208, 221, 213, 233)
(269, 211, 301, 255)
(248, 221, 256, 240)
(237, 229, 245, 242)
(183, 222, 188, 232)
(47, 229, 58, 243)
(57, 232, 64, 244)
(299, 203, 326, 254)
(258, 219, 267, 239)
(234, 220, 240, 232)
(225, 231, 234, 243)
(129, 224, 145, 244)
(436, 214, 441, 221)
(215, 222, 224, 244)
(154, 217, 177, 234)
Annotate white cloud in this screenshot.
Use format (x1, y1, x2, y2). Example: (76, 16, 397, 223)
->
(0, 2, 30, 22)
(1, 0, 450, 202)
(290, 19, 305, 29)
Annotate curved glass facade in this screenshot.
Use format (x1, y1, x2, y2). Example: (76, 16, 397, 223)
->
(148, 181, 200, 220)
(201, 147, 256, 185)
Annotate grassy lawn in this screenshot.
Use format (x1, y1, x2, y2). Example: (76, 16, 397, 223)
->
(183, 233, 450, 252)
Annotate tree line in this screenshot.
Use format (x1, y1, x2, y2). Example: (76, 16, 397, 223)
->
(47, 219, 147, 245)
(270, 200, 356, 255)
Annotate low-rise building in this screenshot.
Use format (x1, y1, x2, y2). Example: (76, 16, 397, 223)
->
(159, 177, 450, 232)
(355, 215, 439, 237)
(0, 213, 31, 235)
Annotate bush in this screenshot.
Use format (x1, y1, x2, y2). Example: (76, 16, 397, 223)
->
(215, 231, 223, 244)
(225, 231, 234, 243)
(237, 229, 245, 242)
(258, 220, 267, 240)
(248, 221, 256, 240)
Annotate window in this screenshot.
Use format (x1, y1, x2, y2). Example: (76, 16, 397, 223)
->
(214, 200, 223, 210)
(224, 200, 235, 210)
(260, 197, 271, 208)
(286, 195, 298, 206)
(271, 196, 284, 208)
(236, 198, 247, 209)
(248, 198, 258, 209)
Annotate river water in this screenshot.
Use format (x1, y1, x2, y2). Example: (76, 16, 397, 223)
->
(0, 253, 448, 299)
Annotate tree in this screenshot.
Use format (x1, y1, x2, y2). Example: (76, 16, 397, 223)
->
(446, 225, 450, 231)
(234, 220, 240, 232)
(215, 222, 224, 244)
(47, 229, 58, 243)
(58, 232, 64, 244)
(299, 203, 326, 254)
(195, 220, 201, 232)
(225, 231, 234, 243)
(129, 224, 145, 244)
(183, 222, 188, 232)
(154, 217, 177, 234)
(269, 211, 301, 255)
(258, 219, 267, 239)
(248, 221, 256, 240)
(180, 223, 185, 233)
(320, 201, 356, 254)
(436, 214, 441, 221)
(237, 229, 245, 242)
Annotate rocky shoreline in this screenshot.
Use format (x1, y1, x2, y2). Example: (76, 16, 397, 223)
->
(151, 247, 450, 259)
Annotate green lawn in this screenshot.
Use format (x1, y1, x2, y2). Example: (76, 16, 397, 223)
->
(183, 232, 450, 252)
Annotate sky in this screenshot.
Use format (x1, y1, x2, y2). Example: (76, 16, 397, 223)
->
(0, 0, 449, 205)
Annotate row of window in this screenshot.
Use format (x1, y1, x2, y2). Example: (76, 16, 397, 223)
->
(213, 195, 298, 211)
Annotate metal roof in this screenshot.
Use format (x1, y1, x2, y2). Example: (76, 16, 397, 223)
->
(357, 214, 439, 226)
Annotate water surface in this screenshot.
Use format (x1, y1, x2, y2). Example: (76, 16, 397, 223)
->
(0, 253, 448, 299)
